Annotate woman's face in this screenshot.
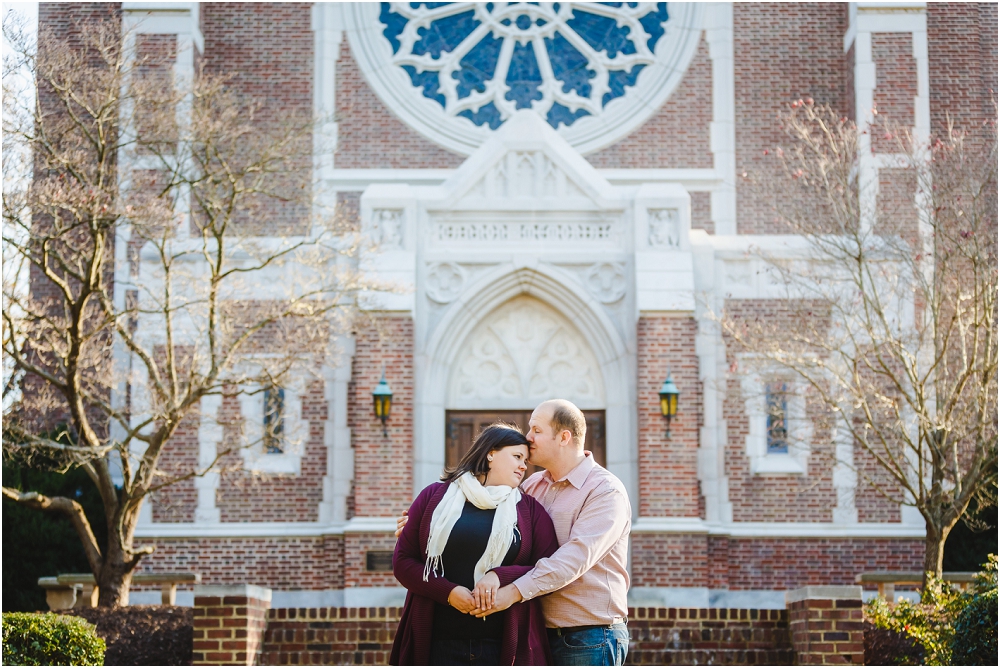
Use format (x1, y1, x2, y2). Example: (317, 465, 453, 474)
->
(484, 444, 529, 488)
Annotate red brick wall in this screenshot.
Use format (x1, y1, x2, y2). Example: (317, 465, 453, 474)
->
(630, 534, 708, 587)
(335, 41, 463, 169)
(788, 593, 865, 665)
(872, 33, 916, 152)
(718, 537, 924, 590)
(263, 607, 400, 666)
(636, 316, 703, 517)
(212, 380, 327, 523)
(200, 2, 313, 235)
(927, 3, 998, 137)
(690, 191, 714, 234)
(344, 534, 399, 588)
(734, 3, 850, 234)
(193, 589, 271, 665)
(348, 317, 414, 518)
(628, 607, 793, 666)
(588, 35, 713, 169)
(151, 414, 199, 523)
(135, 536, 345, 589)
(722, 300, 839, 523)
(260, 606, 793, 666)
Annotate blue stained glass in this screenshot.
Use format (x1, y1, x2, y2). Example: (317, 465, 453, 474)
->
(413, 10, 479, 59)
(403, 65, 446, 107)
(545, 31, 594, 98)
(505, 42, 543, 109)
(454, 33, 503, 98)
(547, 103, 590, 128)
(516, 14, 532, 30)
(380, 3, 408, 54)
(639, 3, 669, 51)
(458, 101, 504, 129)
(410, 2, 451, 8)
(566, 9, 637, 58)
(602, 64, 645, 106)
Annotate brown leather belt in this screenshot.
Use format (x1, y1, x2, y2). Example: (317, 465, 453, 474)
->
(548, 620, 627, 637)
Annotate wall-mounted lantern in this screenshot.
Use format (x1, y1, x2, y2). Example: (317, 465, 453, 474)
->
(659, 372, 680, 438)
(372, 369, 393, 437)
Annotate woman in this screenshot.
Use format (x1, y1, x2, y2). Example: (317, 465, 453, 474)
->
(390, 424, 559, 666)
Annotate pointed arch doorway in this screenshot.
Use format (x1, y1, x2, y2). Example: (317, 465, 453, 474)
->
(442, 294, 608, 476)
(445, 410, 607, 475)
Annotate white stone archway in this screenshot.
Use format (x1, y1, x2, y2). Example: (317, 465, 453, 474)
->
(447, 295, 605, 411)
(413, 263, 636, 510)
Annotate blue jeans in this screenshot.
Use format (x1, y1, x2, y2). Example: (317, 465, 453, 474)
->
(548, 624, 629, 666)
(429, 638, 501, 666)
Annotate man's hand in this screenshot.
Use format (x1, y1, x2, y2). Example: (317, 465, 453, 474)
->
(473, 583, 522, 618)
(472, 571, 500, 611)
(394, 510, 408, 539)
(447, 586, 477, 614)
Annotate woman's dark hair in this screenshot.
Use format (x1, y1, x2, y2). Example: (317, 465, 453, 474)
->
(441, 422, 529, 483)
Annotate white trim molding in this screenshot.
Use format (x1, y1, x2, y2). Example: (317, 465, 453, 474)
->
(135, 516, 926, 539)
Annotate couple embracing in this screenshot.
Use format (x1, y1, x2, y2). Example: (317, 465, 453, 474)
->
(390, 399, 631, 666)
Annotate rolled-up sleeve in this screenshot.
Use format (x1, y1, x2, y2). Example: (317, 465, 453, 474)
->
(512, 488, 629, 601)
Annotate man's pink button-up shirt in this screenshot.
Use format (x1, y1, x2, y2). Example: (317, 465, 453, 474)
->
(513, 452, 632, 628)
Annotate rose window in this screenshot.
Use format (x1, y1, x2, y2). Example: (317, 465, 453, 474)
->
(344, 2, 703, 154)
(380, 2, 670, 130)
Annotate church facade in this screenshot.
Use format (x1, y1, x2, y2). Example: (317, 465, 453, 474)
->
(42, 1, 996, 607)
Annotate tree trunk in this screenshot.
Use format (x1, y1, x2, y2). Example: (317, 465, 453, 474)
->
(923, 521, 947, 584)
(96, 541, 135, 607)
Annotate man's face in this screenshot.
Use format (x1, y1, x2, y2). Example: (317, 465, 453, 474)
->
(526, 405, 560, 470)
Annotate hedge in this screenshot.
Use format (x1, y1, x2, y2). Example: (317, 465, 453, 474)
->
(2, 612, 106, 666)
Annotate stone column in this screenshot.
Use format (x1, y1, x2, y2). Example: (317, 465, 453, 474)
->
(786, 586, 864, 666)
(193, 585, 272, 666)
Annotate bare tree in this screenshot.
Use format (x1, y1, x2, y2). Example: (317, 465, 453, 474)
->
(2, 16, 379, 606)
(716, 100, 997, 580)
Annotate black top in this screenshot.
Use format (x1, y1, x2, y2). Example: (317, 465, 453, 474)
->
(432, 500, 521, 640)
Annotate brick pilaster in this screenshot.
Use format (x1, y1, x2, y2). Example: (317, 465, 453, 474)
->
(786, 586, 864, 665)
(193, 585, 273, 666)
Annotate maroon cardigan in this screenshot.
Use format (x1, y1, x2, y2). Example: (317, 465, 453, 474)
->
(390, 482, 559, 666)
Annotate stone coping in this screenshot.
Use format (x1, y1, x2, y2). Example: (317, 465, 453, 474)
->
(194, 584, 272, 603)
(785, 586, 863, 604)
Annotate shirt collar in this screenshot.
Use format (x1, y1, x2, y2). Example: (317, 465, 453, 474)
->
(550, 451, 596, 489)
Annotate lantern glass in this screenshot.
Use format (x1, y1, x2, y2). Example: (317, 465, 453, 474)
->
(658, 374, 680, 418)
(372, 372, 393, 420)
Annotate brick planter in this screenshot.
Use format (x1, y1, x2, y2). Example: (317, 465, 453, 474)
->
(193, 585, 272, 666)
(786, 586, 865, 665)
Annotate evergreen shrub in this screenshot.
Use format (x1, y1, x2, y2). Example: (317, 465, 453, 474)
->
(1, 612, 106, 666)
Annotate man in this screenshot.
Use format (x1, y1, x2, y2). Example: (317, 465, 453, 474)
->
(397, 399, 632, 665)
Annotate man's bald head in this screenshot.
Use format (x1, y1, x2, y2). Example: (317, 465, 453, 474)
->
(538, 399, 587, 449)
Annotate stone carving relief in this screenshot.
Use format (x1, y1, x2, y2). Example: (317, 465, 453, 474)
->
(449, 296, 604, 407)
(468, 151, 587, 200)
(373, 209, 403, 249)
(648, 208, 680, 248)
(586, 263, 627, 304)
(425, 262, 466, 304)
(437, 221, 617, 244)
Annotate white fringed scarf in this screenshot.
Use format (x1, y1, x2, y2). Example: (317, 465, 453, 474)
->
(423, 472, 521, 584)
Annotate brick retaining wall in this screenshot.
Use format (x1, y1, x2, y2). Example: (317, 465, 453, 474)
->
(258, 606, 795, 666)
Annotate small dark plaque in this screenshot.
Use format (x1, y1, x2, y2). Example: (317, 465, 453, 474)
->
(366, 550, 394, 572)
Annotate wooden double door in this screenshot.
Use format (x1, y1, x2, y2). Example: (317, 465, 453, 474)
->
(445, 410, 606, 477)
